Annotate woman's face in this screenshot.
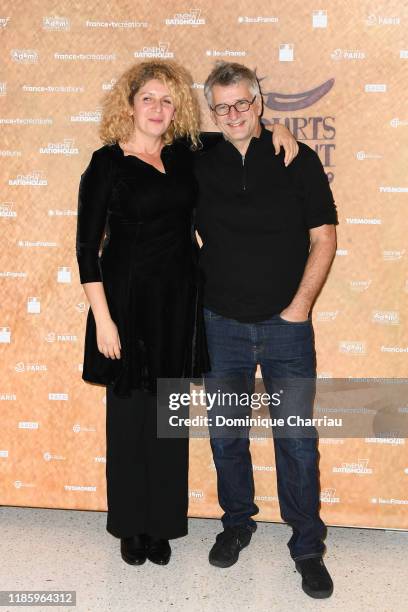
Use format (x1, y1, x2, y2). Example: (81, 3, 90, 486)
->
(130, 78, 175, 139)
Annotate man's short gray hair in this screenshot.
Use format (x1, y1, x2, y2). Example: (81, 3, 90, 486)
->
(204, 61, 261, 107)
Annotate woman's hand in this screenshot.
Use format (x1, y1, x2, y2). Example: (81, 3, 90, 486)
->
(96, 318, 122, 359)
(81, 283, 121, 359)
(272, 124, 299, 166)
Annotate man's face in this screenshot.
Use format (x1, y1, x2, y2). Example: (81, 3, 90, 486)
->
(209, 80, 262, 148)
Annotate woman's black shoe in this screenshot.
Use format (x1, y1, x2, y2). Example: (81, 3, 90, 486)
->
(146, 537, 171, 565)
(120, 535, 147, 565)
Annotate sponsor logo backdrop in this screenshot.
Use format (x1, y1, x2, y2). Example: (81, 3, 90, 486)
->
(0, 0, 407, 528)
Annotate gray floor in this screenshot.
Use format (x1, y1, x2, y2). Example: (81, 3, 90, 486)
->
(1, 506, 406, 612)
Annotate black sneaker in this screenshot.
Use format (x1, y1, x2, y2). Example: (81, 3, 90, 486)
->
(209, 525, 254, 568)
(295, 557, 333, 598)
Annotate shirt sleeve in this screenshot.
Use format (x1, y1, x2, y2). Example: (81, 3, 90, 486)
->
(76, 148, 112, 284)
(299, 145, 338, 229)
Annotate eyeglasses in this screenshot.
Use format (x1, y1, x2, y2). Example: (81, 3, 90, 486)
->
(210, 95, 257, 116)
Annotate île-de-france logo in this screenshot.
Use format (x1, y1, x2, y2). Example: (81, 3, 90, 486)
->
(262, 78, 334, 111)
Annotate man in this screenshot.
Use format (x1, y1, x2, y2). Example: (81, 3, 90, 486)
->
(194, 62, 337, 599)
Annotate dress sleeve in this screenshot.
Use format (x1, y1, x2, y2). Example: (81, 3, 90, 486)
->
(76, 148, 112, 284)
(175, 131, 223, 155)
(299, 146, 338, 229)
(198, 131, 223, 151)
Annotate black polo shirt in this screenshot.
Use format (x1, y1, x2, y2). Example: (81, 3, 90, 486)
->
(194, 126, 338, 322)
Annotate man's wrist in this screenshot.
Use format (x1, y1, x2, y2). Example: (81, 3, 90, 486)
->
(282, 302, 311, 318)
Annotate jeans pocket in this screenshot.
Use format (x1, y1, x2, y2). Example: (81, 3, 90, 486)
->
(277, 314, 311, 325)
(203, 308, 223, 321)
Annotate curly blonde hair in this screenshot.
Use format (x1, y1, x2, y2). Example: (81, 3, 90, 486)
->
(99, 60, 201, 148)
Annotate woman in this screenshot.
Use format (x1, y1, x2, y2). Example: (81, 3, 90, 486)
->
(76, 60, 297, 566)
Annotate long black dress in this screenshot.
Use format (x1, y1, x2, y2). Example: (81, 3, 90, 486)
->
(76, 139, 210, 539)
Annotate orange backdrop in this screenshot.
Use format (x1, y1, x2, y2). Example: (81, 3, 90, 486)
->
(1, 0, 407, 529)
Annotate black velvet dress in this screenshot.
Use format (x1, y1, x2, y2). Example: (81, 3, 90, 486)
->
(76, 137, 217, 539)
(76, 140, 209, 398)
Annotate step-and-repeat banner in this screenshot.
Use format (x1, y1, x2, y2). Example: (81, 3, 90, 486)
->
(1, 1, 407, 528)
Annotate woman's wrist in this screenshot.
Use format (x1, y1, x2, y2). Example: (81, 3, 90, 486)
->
(94, 311, 113, 326)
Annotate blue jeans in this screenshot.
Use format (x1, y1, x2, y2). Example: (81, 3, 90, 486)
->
(203, 307, 326, 561)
